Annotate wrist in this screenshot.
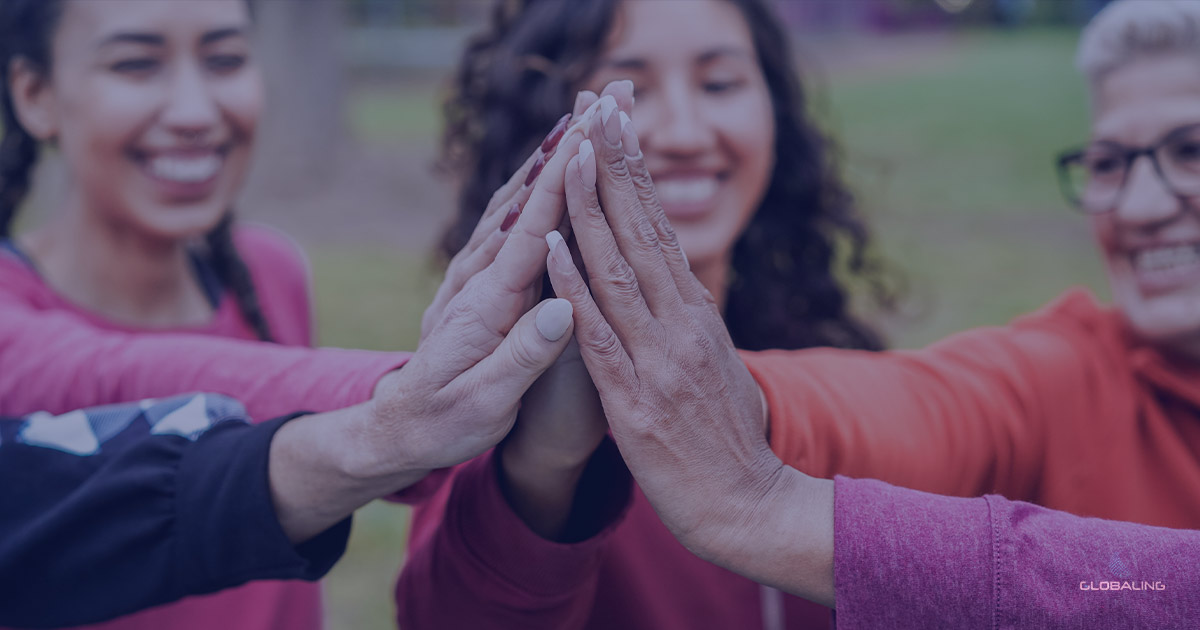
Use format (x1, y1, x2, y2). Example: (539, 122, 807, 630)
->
(340, 396, 429, 483)
(705, 464, 835, 607)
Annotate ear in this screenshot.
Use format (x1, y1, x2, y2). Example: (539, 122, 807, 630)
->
(8, 57, 58, 141)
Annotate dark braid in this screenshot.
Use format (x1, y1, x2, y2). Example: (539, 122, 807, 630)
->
(0, 0, 62, 238)
(206, 213, 274, 342)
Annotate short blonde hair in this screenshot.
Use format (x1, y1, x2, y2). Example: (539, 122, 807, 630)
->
(1077, 0, 1200, 83)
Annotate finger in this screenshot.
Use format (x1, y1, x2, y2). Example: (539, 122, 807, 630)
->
(617, 113, 713, 307)
(420, 227, 509, 343)
(544, 230, 637, 394)
(463, 154, 537, 256)
(599, 79, 635, 117)
(455, 297, 576, 403)
(573, 90, 599, 118)
(464, 112, 573, 255)
(563, 137, 658, 338)
(486, 100, 603, 297)
(587, 95, 686, 317)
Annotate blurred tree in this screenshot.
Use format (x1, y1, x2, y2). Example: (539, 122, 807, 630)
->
(249, 0, 347, 198)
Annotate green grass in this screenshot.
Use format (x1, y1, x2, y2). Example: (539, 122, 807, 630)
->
(315, 29, 1109, 628)
(822, 29, 1107, 346)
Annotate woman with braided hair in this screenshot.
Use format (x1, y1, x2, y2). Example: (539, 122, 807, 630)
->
(0, 0, 600, 628)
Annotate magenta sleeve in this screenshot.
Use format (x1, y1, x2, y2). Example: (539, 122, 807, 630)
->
(0, 296, 408, 423)
(833, 476, 1200, 628)
(396, 443, 633, 629)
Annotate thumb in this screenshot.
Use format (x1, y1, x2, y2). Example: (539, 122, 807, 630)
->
(461, 298, 575, 398)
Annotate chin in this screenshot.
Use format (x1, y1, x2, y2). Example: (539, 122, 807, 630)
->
(132, 205, 230, 242)
(1117, 291, 1200, 356)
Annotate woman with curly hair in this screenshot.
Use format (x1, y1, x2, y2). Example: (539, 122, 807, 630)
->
(397, 1, 892, 628)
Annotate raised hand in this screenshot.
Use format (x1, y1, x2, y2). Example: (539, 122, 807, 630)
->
(344, 95, 604, 478)
(498, 82, 637, 540)
(419, 87, 618, 344)
(543, 104, 836, 605)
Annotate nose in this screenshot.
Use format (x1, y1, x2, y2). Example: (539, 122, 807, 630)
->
(159, 60, 220, 139)
(1112, 154, 1183, 228)
(641, 78, 714, 157)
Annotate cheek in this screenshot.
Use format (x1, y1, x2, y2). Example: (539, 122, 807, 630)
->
(216, 72, 264, 140)
(717, 92, 775, 221)
(1089, 215, 1121, 265)
(56, 77, 153, 158)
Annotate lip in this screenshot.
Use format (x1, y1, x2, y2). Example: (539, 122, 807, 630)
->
(130, 145, 229, 202)
(1124, 240, 1200, 296)
(651, 169, 728, 221)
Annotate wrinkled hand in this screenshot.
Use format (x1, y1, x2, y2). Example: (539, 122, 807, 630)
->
(420, 87, 611, 344)
(351, 105, 594, 475)
(543, 104, 835, 604)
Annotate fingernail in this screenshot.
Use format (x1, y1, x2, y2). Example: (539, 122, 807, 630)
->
(535, 298, 574, 342)
(500, 203, 521, 232)
(540, 113, 572, 153)
(574, 90, 596, 115)
(681, 247, 690, 270)
(545, 229, 565, 254)
(579, 140, 596, 189)
(619, 111, 640, 158)
(525, 154, 546, 187)
(617, 79, 634, 101)
(546, 229, 573, 270)
(600, 96, 621, 145)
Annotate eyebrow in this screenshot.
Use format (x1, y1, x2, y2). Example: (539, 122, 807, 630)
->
(97, 27, 246, 49)
(603, 46, 754, 70)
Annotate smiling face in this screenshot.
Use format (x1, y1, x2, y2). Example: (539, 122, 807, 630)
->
(23, 0, 261, 241)
(1090, 53, 1200, 355)
(585, 0, 775, 275)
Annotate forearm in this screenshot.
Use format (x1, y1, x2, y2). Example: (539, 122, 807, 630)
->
(0, 401, 351, 627)
(834, 477, 1200, 628)
(397, 451, 632, 630)
(268, 402, 430, 543)
(498, 438, 590, 540)
(0, 302, 406, 421)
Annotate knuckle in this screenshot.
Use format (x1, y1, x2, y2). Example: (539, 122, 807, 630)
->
(587, 325, 626, 365)
(630, 215, 660, 252)
(602, 256, 641, 301)
(507, 332, 547, 372)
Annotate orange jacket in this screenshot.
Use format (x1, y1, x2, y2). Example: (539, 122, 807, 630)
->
(744, 288, 1200, 529)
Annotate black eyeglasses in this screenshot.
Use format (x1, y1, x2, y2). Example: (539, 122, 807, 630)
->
(1055, 122, 1200, 214)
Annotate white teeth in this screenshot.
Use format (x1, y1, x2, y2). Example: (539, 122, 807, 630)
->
(656, 178, 718, 204)
(1134, 245, 1200, 273)
(148, 154, 221, 183)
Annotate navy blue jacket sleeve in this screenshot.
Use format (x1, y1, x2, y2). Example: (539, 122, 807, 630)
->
(0, 394, 351, 628)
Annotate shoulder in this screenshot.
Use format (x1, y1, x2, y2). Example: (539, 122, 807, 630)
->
(1010, 287, 1124, 351)
(232, 223, 311, 280)
(0, 240, 54, 308)
(229, 223, 314, 345)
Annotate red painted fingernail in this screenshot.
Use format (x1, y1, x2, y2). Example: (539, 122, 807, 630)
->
(499, 203, 521, 232)
(540, 113, 572, 153)
(524, 155, 546, 187)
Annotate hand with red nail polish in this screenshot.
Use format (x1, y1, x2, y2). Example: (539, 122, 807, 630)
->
(419, 100, 593, 345)
(492, 81, 639, 541)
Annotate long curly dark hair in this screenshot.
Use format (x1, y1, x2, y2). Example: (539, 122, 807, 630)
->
(0, 0, 273, 341)
(439, 0, 894, 352)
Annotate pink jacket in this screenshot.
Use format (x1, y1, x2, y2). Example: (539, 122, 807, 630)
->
(0, 226, 408, 630)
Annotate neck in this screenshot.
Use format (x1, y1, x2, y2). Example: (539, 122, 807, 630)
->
(22, 193, 212, 328)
